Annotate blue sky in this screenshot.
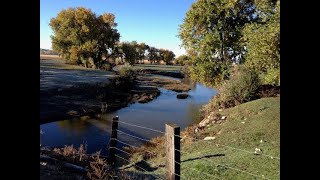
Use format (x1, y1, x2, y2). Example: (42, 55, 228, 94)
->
(40, 0, 196, 56)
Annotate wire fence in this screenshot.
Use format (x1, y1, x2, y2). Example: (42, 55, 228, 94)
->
(40, 115, 279, 179)
(109, 117, 280, 179)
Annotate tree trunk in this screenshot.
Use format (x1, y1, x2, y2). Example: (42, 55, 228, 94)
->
(220, 31, 224, 61)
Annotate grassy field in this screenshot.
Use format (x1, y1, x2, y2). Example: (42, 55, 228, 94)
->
(133, 64, 183, 71)
(122, 97, 280, 179)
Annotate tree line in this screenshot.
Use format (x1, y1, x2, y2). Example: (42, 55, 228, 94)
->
(49, 7, 176, 69)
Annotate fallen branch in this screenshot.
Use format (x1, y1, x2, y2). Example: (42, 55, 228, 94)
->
(40, 155, 88, 173)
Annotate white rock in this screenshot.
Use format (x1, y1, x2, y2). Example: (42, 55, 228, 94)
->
(199, 118, 211, 128)
(195, 128, 199, 133)
(218, 109, 222, 112)
(40, 162, 47, 166)
(260, 140, 263, 143)
(241, 121, 245, 124)
(254, 148, 262, 154)
(203, 136, 216, 140)
(221, 116, 227, 120)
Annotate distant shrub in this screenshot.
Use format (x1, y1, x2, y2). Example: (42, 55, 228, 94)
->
(102, 63, 112, 71)
(118, 65, 136, 80)
(111, 65, 136, 90)
(202, 66, 260, 113)
(115, 58, 124, 65)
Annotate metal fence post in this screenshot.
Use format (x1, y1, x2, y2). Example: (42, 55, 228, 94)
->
(109, 116, 119, 167)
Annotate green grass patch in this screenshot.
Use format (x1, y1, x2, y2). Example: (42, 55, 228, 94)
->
(125, 97, 280, 179)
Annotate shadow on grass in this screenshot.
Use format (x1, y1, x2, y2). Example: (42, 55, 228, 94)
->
(181, 153, 225, 163)
(117, 160, 162, 179)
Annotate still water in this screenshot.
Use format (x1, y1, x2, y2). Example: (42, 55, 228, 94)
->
(40, 80, 217, 155)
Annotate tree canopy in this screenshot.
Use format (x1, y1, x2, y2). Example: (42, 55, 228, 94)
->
(119, 41, 139, 65)
(179, 0, 280, 86)
(175, 55, 190, 66)
(49, 7, 120, 68)
(242, 0, 280, 85)
(159, 49, 175, 65)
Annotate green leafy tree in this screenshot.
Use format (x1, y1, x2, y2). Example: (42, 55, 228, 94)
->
(179, 0, 257, 86)
(136, 43, 149, 64)
(147, 46, 160, 64)
(50, 7, 120, 68)
(242, 0, 280, 85)
(159, 49, 175, 65)
(175, 55, 190, 65)
(119, 41, 139, 65)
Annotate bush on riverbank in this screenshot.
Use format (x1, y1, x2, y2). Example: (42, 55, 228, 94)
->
(202, 66, 260, 114)
(111, 65, 136, 90)
(118, 65, 136, 80)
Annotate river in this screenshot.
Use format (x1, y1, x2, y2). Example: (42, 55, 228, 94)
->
(40, 78, 217, 155)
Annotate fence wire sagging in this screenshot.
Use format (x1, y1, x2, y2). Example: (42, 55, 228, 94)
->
(109, 116, 280, 179)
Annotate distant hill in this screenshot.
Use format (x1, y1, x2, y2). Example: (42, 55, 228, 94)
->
(40, 48, 59, 55)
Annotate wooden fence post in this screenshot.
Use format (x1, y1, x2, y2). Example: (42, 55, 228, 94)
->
(166, 123, 180, 180)
(109, 116, 119, 167)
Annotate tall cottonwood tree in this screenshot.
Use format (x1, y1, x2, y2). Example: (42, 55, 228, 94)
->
(179, 0, 257, 86)
(242, 0, 280, 85)
(159, 49, 175, 65)
(50, 7, 120, 68)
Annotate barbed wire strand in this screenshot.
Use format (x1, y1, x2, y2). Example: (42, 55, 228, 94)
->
(116, 121, 165, 134)
(176, 134, 280, 160)
(111, 118, 279, 160)
(116, 130, 162, 145)
(114, 154, 164, 180)
(187, 154, 272, 180)
(111, 138, 157, 155)
(112, 147, 183, 180)
(111, 147, 164, 169)
(174, 160, 220, 179)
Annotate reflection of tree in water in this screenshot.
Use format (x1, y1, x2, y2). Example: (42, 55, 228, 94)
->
(57, 119, 91, 135)
(186, 103, 203, 123)
(57, 117, 113, 136)
(181, 77, 196, 89)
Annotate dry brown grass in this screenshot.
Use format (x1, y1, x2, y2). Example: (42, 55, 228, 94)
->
(87, 151, 114, 180)
(50, 144, 117, 179)
(137, 76, 191, 92)
(40, 54, 64, 60)
(125, 124, 204, 163)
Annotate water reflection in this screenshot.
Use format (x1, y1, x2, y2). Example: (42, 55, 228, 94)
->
(40, 82, 217, 154)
